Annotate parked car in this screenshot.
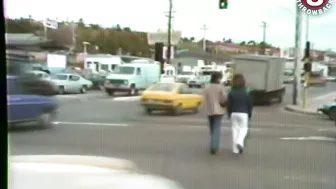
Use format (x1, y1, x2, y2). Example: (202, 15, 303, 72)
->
(318, 101, 336, 121)
(327, 76, 336, 82)
(175, 71, 194, 84)
(51, 73, 93, 94)
(7, 75, 58, 128)
(10, 155, 186, 189)
(141, 82, 203, 115)
(26, 70, 52, 80)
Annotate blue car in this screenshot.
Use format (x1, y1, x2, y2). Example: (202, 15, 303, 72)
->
(7, 75, 59, 128)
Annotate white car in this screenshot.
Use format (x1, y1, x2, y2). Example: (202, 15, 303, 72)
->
(10, 155, 186, 189)
(327, 76, 336, 82)
(51, 73, 93, 94)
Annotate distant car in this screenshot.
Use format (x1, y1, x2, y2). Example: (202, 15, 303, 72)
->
(7, 75, 58, 128)
(187, 75, 207, 88)
(284, 76, 294, 84)
(175, 71, 194, 84)
(10, 155, 186, 189)
(26, 70, 52, 80)
(318, 102, 336, 121)
(51, 73, 93, 94)
(141, 82, 203, 115)
(327, 76, 336, 82)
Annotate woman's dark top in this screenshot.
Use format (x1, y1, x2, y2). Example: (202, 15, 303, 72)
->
(227, 88, 253, 118)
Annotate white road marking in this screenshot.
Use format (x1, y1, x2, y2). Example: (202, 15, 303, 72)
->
(112, 96, 141, 101)
(317, 128, 336, 132)
(279, 136, 336, 141)
(53, 121, 129, 127)
(312, 92, 335, 101)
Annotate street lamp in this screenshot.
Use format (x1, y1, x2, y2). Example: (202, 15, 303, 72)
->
(83, 41, 90, 69)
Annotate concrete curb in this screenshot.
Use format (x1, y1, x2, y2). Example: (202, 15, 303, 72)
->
(284, 105, 321, 116)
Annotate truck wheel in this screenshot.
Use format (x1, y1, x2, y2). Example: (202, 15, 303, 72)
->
(128, 85, 138, 96)
(106, 89, 114, 96)
(278, 95, 283, 103)
(328, 107, 336, 120)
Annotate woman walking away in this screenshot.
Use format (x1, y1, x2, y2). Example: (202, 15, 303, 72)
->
(203, 71, 227, 155)
(227, 74, 253, 155)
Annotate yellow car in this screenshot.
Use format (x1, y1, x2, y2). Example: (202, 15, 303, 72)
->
(141, 82, 203, 115)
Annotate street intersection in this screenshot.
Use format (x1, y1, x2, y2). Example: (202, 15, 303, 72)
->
(10, 84, 336, 189)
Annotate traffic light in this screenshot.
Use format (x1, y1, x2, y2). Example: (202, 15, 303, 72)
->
(154, 42, 165, 74)
(219, 0, 228, 9)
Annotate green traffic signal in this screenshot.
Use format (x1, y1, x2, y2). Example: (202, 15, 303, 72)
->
(219, 0, 228, 9)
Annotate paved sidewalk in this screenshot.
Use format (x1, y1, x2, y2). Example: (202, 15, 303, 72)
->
(285, 92, 335, 115)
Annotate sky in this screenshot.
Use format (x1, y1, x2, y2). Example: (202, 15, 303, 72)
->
(4, 0, 336, 50)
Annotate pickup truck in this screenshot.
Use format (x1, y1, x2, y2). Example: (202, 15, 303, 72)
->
(7, 75, 59, 129)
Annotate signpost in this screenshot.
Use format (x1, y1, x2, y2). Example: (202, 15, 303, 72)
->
(147, 31, 181, 45)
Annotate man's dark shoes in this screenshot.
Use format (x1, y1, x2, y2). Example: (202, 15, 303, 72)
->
(236, 144, 244, 154)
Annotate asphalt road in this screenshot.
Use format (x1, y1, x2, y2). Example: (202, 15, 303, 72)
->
(10, 87, 336, 189)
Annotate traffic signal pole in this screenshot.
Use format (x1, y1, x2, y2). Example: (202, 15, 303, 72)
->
(167, 0, 173, 63)
(292, 5, 303, 105)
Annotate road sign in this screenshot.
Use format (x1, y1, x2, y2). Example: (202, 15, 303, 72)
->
(147, 31, 181, 45)
(43, 18, 58, 29)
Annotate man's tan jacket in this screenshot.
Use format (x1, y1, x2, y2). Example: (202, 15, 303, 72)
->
(203, 84, 228, 116)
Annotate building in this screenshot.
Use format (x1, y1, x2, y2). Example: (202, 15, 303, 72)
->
(172, 50, 231, 67)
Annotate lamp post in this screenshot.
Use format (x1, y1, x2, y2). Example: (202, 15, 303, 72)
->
(83, 41, 90, 69)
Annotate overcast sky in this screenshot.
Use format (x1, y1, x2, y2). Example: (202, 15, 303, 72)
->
(4, 0, 336, 50)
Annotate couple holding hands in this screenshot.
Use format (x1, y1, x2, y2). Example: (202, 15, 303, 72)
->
(203, 72, 253, 155)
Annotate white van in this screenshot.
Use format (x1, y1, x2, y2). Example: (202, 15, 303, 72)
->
(104, 63, 160, 96)
(85, 55, 123, 73)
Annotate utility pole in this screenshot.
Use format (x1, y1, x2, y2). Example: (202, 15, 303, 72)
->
(71, 21, 77, 53)
(201, 24, 208, 52)
(292, 5, 303, 105)
(166, 0, 173, 63)
(259, 21, 268, 55)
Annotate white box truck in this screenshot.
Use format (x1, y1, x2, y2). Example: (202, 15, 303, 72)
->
(233, 54, 286, 105)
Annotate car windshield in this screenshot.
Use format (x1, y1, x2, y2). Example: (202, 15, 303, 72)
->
(149, 83, 176, 92)
(113, 66, 135, 75)
(51, 75, 68, 80)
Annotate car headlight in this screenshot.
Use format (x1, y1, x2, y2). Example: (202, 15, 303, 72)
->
(124, 80, 128, 85)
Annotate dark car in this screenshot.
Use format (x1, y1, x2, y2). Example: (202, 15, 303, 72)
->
(7, 75, 59, 128)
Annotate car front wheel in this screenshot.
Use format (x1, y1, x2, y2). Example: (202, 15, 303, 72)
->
(328, 107, 336, 120)
(37, 112, 55, 129)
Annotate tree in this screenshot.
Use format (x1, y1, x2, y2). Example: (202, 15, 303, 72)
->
(190, 37, 195, 42)
(240, 41, 246, 45)
(247, 40, 256, 46)
(225, 38, 232, 43)
(77, 18, 85, 28)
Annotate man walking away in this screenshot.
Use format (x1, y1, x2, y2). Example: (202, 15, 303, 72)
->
(227, 74, 253, 155)
(203, 71, 227, 155)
